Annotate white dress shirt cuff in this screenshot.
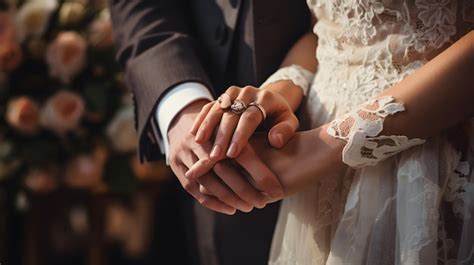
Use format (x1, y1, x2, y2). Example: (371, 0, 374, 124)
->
(155, 82, 213, 164)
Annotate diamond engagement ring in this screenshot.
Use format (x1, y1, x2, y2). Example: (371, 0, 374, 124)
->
(217, 94, 232, 109)
(248, 102, 267, 120)
(230, 99, 247, 115)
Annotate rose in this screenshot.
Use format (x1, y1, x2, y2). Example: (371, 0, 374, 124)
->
(24, 168, 58, 193)
(88, 14, 113, 48)
(106, 106, 137, 153)
(0, 40, 23, 72)
(40, 90, 85, 134)
(58, 1, 86, 26)
(15, 0, 59, 42)
(6, 96, 40, 134)
(64, 147, 107, 189)
(0, 12, 15, 43)
(46, 31, 87, 83)
(0, 13, 22, 72)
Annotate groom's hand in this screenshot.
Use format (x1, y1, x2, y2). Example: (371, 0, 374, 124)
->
(167, 100, 271, 214)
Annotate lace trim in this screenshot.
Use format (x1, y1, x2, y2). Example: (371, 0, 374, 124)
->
(327, 96, 426, 168)
(261, 64, 313, 96)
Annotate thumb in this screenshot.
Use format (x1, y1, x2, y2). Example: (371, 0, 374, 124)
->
(268, 112, 299, 148)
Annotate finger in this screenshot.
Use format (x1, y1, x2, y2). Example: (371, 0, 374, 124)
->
(226, 88, 273, 158)
(268, 112, 299, 148)
(190, 101, 214, 136)
(197, 172, 253, 212)
(175, 152, 236, 215)
(235, 145, 284, 198)
(210, 111, 240, 159)
(225, 86, 259, 158)
(195, 86, 241, 144)
(213, 160, 267, 209)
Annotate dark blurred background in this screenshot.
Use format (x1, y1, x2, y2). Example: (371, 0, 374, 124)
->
(0, 0, 192, 264)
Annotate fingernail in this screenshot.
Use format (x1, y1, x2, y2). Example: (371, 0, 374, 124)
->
(227, 143, 238, 157)
(185, 170, 192, 179)
(195, 132, 204, 143)
(225, 208, 237, 215)
(210, 145, 222, 158)
(276, 133, 285, 146)
(238, 201, 253, 212)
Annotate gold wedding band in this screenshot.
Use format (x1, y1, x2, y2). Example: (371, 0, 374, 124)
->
(248, 102, 267, 120)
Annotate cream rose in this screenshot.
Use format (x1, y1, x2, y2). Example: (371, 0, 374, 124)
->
(106, 106, 137, 153)
(40, 90, 85, 134)
(46, 31, 87, 83)
(15, 0, 59, 42)
(6, 96, 40, 134)
(58, 1, 86, 26)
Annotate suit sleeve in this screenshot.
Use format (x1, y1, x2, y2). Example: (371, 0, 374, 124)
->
(109, 0, 213, 161)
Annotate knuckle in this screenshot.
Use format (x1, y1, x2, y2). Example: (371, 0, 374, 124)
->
(226, 86, 240, 94)
(260, 89, 273, 101)
(241, 86, 256, 95)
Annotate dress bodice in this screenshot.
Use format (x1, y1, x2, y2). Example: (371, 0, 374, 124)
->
(305, 0, 474, 117)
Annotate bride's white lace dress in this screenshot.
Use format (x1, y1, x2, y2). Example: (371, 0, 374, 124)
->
(269, 1, 474, 264)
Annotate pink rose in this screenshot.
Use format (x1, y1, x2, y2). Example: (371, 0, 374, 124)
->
(6, 97, 40, 134)
(46, 31, 87, 83)
(0, 14, 22, 72)
(0, 13, 15, 43)
(88, 17, 113, 48)
(64, 147, 107, 189)
(24, 168, 58, 194)
(40, 91, 85, 134)
(0, 41, 23, 72)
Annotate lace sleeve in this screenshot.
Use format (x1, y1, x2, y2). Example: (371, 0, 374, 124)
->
(327, 96, 426, 168)
(260, 64, 314, 96)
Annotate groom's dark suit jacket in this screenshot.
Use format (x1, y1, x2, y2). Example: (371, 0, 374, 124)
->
(110, 0, 310, 264)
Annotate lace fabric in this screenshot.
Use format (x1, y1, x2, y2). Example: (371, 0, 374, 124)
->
(269, 1, 474, 264)
(260, 64, 314, 96)
(327, 96, 426, 168)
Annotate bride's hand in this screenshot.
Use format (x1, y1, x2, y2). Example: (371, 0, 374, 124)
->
(185, 84, 299, 179)
(247, 125, 347, 197)
(190, 85, 299, 158)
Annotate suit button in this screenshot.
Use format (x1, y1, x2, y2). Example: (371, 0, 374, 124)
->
(214, 24, 229, 46)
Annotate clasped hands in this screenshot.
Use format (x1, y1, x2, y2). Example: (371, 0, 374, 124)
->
(168, 84, 300, 215)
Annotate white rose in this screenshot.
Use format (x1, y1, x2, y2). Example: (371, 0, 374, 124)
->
(106, 106, 137, 153)
(15, 0, 59, 42)
(41, 90, 85, 134)
(59, 1, 86, 26)
(46, 31, 87, 83)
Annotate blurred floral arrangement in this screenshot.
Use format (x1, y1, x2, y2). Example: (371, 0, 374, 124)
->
(0, 0, 169, 196)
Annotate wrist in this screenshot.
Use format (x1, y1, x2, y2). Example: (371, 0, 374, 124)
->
(168, 99, 211, 139)
(262, 80, 303, 112)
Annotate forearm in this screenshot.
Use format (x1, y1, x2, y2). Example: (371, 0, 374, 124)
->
(380, 30, 474, 139)
(252, 31, 474, 196)
(263, 32, 318, 112)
